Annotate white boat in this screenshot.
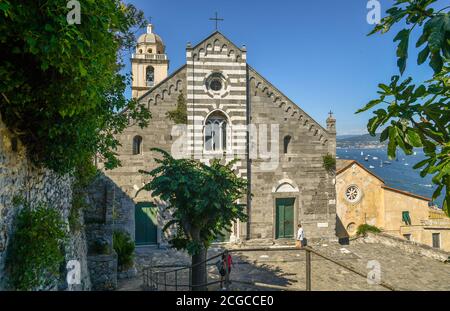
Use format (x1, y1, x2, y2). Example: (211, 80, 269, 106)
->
(361, 151, 364, 156)
(369, 165, 375, 169)
(404, 163, 409, 166)
(373, 157, 378, 160)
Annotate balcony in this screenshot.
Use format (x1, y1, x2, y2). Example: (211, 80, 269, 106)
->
(132, 53, 167, 61)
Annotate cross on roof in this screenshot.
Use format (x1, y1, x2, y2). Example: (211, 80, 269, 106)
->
(328, 110, 334, 118)
(209, 12, 224, 30)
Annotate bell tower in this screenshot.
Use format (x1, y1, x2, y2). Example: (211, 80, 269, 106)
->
(131, 24, 169, 98)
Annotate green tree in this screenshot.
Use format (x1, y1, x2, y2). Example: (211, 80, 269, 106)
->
(357, 0, 449, 215)
(138, 149, 248, 290)
(166, 91, 188, 124)
(0, 0, 150, 174)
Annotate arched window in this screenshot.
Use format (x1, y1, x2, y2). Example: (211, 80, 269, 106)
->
(283, 135, 292, 154)
(204, 111, 228, 152)
(133, 136, 143, 155)
(146, 66, 154, 87)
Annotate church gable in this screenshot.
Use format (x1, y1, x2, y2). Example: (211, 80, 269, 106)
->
(248, 66, 330, 146)
(189, 31, 246, 63)
(139, 65, 187, 109)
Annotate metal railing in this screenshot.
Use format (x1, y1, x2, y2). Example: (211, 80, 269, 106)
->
(142, 246, 395, 291)
(131, 53, 167, 60)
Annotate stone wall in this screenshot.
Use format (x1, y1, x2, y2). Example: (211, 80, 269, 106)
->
(358, 232, 450, 262)
(248, 68, 337, 242)
(84, 175, 123, 290)
(0, 116, 91, 290)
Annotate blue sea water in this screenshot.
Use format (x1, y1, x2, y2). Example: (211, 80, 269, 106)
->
(336, 148, 444, 207)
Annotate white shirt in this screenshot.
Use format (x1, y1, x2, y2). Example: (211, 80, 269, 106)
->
(297, 227, 304, 240)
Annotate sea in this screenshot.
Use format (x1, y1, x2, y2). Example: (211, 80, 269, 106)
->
(336, 148, 444, 207)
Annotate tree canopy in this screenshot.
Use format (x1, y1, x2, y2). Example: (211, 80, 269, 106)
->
(138, 149, 248, 290)
(0, 0, 150, 174)
(357, 0, 449, 215)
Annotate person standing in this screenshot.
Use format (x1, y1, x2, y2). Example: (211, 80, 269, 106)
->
(296, 224, 305, 248)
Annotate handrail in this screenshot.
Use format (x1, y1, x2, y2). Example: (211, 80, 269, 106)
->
(143, 246, 396, 291)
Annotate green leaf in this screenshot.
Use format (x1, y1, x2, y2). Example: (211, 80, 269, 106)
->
(387, 127, 398, 160)
(356, 99, 382, 113)
(406, 129, 423, 147)
(417, 46, 430, 65)
(429, 52, 443, 74)
(394, 29, 410, 75)
(380, 127, 389, 142)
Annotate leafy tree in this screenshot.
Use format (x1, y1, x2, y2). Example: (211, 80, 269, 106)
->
(138, 148, 247, 290)
(0, 0, 150, 174)
(357, 0, 449, 215)
(166, 91, 188, 124)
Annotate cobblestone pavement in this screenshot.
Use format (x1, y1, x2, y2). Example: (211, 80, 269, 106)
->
(117, 240, 450, 291)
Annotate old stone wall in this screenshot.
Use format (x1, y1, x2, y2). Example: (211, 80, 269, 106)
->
(248, 68, 337, 242)
(358, 232, 449, 262)
(0, 116, 91, 290)
(101, 66, 187, 245)
(84, 175, 123, 290)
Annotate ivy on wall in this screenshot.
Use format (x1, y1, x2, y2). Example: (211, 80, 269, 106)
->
(166, 92, 188, 124)
(6, 199, 68, 290)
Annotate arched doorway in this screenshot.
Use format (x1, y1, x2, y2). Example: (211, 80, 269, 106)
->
(135, 202, 157, 245)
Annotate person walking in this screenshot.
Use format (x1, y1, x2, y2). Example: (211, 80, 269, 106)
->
(217, 252, 234, 289)
(296, 224, 305, 248)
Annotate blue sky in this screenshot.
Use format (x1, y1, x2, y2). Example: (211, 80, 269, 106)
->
(124, 0, 438, 135)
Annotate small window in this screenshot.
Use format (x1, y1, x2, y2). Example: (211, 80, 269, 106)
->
(146, 66, 154, 87)
(283, 135, 291, 154)
(133, 136, 143, 155)
(402, 211, 412, 225)
(403, 234, 411, 241)
(432, 233, 440, 249)
(147, 48, 153, 53)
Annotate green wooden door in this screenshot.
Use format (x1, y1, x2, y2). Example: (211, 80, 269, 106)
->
(276, 198, 295, 239)
(135, 202, 157, 245)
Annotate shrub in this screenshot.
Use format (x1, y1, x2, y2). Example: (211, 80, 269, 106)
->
(90, 238, 111, 255)
(322, 153, 336, 174)
(113, 231, 135, 270)
(6, 202, 67, 290)
(356, 224, 381, 236)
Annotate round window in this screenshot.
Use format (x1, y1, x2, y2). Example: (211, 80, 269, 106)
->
(345, 185, 361, 203)
(205, 72, 227, 95)
(209, 78, 223, 91)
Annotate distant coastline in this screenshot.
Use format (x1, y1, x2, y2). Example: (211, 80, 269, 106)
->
(337, 133, 386, 149)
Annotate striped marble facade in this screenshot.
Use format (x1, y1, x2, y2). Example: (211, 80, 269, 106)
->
(186, 32, 248, 178)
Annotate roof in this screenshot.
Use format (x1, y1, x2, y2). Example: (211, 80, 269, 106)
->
(336, 159, 432, 202)
(336, 159, 385, 183)
(381, 185, 431, 202)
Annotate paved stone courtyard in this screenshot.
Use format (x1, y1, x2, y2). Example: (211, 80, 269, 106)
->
(118, 240, 450, 291)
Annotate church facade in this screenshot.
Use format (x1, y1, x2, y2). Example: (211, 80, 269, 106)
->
(103, 24, 338, 245)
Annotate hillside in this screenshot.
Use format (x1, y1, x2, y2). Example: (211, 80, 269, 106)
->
(336, 133, 386, 149)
